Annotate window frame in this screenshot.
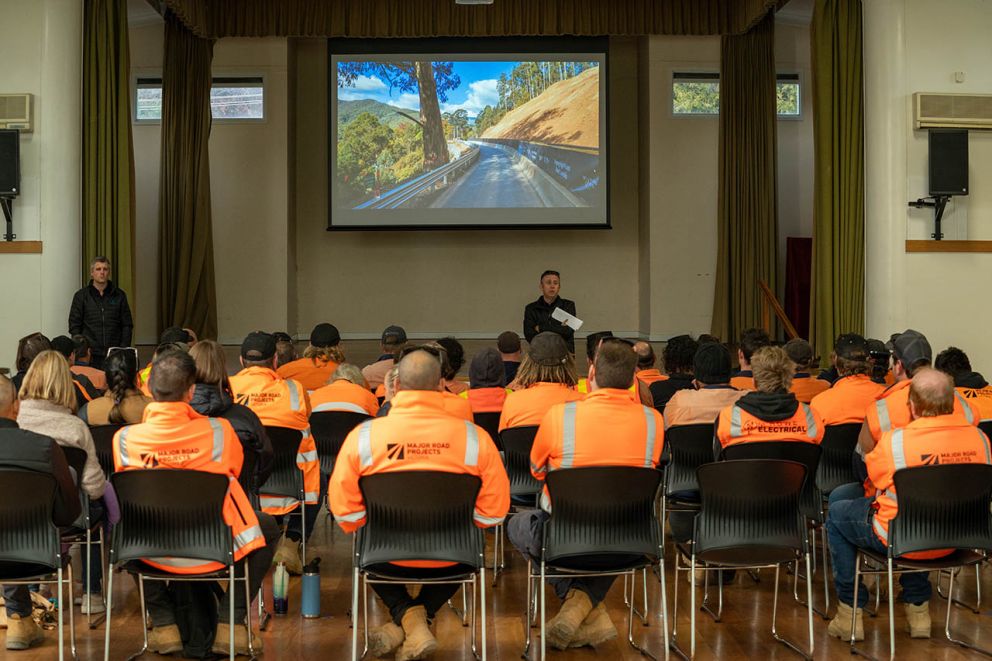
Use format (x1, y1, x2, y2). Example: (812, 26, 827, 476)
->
(669, 69, 805, 120)
(131, 71, 268, 125)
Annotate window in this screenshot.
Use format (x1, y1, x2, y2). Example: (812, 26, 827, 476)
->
(671, 72, 802, 118)
(133, 76, 265, 122)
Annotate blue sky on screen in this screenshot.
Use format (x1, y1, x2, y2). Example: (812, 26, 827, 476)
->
(337, 59, 597, 118)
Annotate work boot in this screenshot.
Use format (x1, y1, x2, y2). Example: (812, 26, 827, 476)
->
(904, 601, 931, 639)
(273, 535, 304, 575)
(367, 621, 404, 657)
(546, 588, 593, 650)
(568, 603, 617, 648)
(212, 622, 261, 656)
(827, 602, 864, 642)
(5, 614, 44, 651)
(147, 624, 183, 654)
(395, 605, 437, 661)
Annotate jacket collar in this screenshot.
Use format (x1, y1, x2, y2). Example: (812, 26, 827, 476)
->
(235, 366, 279, 381)
(878, 378, 911, 400)
(141, 401, 204, 425)
(905, 413, 973, 431)
(389, 390, 448, 413)
(585, 387, 640, 403)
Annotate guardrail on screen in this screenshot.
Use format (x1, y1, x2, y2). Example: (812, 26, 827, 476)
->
(473, 138, 600, 205)
(355, 146, 481, 210)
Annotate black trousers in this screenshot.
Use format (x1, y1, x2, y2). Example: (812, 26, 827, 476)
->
(368, 564, 464, 625)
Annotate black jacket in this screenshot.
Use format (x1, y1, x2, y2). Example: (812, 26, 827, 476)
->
(650, 373, 696, 412)
(0, 418, 82, 526)
(523, 296, 577, 353)
(190, 383, 274, 493)
(68, 280, 133, 356)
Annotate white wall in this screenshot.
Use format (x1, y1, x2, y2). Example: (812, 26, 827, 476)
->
(865, 0, 992, 371)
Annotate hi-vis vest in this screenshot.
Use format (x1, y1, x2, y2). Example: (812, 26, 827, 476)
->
(310, 380, 380, 416)
(956, 385, 992, 423)
(716, 401, 824, 449)
(461, 387, 508, 413)
(866, 379, 979, 442)
(867, 416, 992, 559)
(113, 402, 266, 573)
(230, 367, 319, 514)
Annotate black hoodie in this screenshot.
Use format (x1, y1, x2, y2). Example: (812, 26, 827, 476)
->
(953, 371, 989, 389)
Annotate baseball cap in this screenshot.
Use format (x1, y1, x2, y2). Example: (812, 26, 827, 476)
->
(497, 331, 521, 354)
(834, 333, 868, 361)
(381, 325, 407, 345)
(310, 323, 340, 348)
(470, 347, 505, 388)
(886, 329, 932, 367)
(694, 342, 732, 384)
(529, 332, 569, 367)
(241, 331, 276, 361)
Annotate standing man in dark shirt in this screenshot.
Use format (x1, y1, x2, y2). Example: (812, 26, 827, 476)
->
(0, 375, 81, 651)
(68, 256, 133, 369)
(523, 270, 577, 354)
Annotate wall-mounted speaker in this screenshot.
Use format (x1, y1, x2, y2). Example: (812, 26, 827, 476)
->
(929, 128, 968, 196)
(0, 129, 19, 197)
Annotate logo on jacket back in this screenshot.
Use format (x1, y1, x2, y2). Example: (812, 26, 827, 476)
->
(920, 453, 941, 465)
(386, 443, 405, 461)
(140, 452, 160, 468)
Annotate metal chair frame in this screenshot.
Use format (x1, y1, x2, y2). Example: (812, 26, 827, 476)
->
(60, 445, 108, 630)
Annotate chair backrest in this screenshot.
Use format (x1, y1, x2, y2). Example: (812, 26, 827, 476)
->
(109, 469, 233, 567)
(309, 411, 370, 474)
(357, 471, 483, 569)
(889, 464, 992, 558)
(89, 423, 126, 478)
(543, 466, 662, 566)
(473, 412, 502, 449)
(720, 441, 823, 522)
(664, 423, 715, 496)
(260, 426, 304, 498)
(979, 420, 992, 438)
(499, 425, 542, 499)
(61, 446, 92, 529)
(694, 459, 807, 564)
(0, 470, 59, 571)
(816, 423, 861, 495)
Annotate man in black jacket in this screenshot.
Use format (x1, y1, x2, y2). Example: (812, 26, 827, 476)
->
(523, 270, 577, 354)
(68, 256, 133, 368)
(0, 375, 81, 651)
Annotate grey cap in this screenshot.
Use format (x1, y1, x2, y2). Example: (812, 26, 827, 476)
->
(886, 329, 932, 368)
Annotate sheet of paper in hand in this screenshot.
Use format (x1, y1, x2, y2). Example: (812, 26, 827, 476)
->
(551, 307, 584, 331)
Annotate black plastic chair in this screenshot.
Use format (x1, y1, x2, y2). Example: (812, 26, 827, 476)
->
(671, 459, 812, 659)
(88, 424, 125, 479)
(309, 410, 371, 475)
(816, 423, 861, 496)
(103, 469, 259, 661)
(660, 423, 714, 527)
(61, 446, 108, 629)
(978, 419, 992, 438)
(473, 412, 502, 449)
(0, 470, 75, 661)
(260, 426, 309, 564)
(494, 425, 541, 585)
(351, 471, 486, 661)
(525, 466, 665, 661)
(852, 464, 992, 660)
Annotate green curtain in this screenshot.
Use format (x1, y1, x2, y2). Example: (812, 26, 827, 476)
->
(811, 0, 864, 361)
(82, 0, 135, 299)
(158, 12, 218, 339)
(711, 11, 778, 342)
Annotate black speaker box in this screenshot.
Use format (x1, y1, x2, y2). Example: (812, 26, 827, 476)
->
(929, 129, 968, 196)
(0, 129, 19, 197)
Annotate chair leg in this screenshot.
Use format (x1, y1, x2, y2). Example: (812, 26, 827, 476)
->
(480, 570, 488, 661)
(300, 502, 307, 566)
(539, 560, 547, 661)
(690, 554, 697, 659)
(522, 560, 533, 657)
(351, 566, 360, 661)
(124, 575, 149, 661)
(943, 564, 992, 655)
(92, 526, 107, 629)
(244, 564, 255, 658)
(887, 558, 896, 661)
(57, 565, 65, 661)
(103, 563, 114, 661)
(67, 562, 77, 661)
(659, 557, 670, 661)
(229, 566, 236, 661)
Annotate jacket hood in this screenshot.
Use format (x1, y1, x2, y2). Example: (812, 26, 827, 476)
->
(736, 391, 799, 421)
(954, 371, 989, 389)
(190, 383, 232, 416)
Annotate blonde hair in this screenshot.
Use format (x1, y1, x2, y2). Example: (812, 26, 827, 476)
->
(19, 350, 78, 412)
(190, 340, 230, 391)
(303, 345, 345, 364)
(513, 352, 578, 389)
(750, 346, 795, 394)
(331, 363, 366, 388)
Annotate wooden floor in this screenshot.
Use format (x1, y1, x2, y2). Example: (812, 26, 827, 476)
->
(7, 512, 991, 660)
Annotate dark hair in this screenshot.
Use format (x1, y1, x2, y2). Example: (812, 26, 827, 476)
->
(15, 332, 51, 373)
(50, 335, 76, 359)
(585, 331, 614, 361)
(697, 334, 721, 345)
(149, 351, 197, 402)
(436, 337, 465, 380)
(540, 270, 560, 281)
(865, 339, 891, 382)
(739, 327, 771, 363)
(663, 335, 699, 376)
(275, 340, 297, 368)
(594, 339, 637, 389)
(103, 349, 139, 424)
(160, 326, 191, 345)
(72, 335, 91, 360)
(935, 347, 971, 378)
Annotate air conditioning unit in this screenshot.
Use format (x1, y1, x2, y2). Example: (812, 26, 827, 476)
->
(914, 92, 992, 130)
(0, 94, 33, 132)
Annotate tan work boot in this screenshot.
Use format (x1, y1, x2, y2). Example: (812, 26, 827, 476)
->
(147, 623, 183, 654)
(367, 621, 404, 657)
(827, 602, 864, 642)
(212, 622, 261, 656)
(904, 601, 931, 639)
(568, 603, 617, 648)
(546, 588, 594, 650)
(273, 535, 304, 575)
(395, 605, 437, 661)
(5, 614, 44, 650)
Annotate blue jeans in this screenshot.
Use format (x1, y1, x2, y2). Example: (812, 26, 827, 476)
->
(826, 493, 931, 608)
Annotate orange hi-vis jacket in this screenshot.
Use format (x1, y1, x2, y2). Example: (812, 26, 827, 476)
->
(72, 364, 107, 391)
(867, 414, 992, 559)
(442, 390, 474, 422)
(865, 379, 980, 443)
(277, 356, 339, 392)
(716, 400, 825, 449)
(310, 379, 380, 417)
(499, 382, 584, 431)
(530, 388, 664, 511)
(229, 367, 319, 515)
(729, 372, 755, 391)
(636, 369, 668, 386)
(138, 363, 153, 398)
(112, 402, 266, 573)
(810, 374, 886, 425)
(790, 374, 829, 403)
(461, 387, 508, 413)
(329, 390, 510, 567)
(956, 385, 992, 423)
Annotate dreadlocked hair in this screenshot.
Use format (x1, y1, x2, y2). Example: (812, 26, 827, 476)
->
(103, 350, 138, 424)
(513, 352, 578, 388)
(303, 344, 345, 365)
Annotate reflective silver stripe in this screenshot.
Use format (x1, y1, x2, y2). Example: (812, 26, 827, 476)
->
(530, 461, 547, 475)
(802, 404, 818, 439)
(260, 495, 298, 509)
(891, 428, 908, 471)
(297, 450, 318, 463)
(208, 418, 224, 463)
(642, 406, 657, 467)
(464, 421, 480, 467)
(313, 401, 367, 415)
(117, 426, 131, 467)
(474, 511, 503, 526)
(880, 490, 897, 504)
(955, 392, 975, 424)
(233, 525, 263, 550)
(358, 420, 374, 468)
(872, 516, 888, 542)
(286, 380, 302, 411)
(561, 402, 578, 468)
(334, 510, 366, 523)
(304, 491, 319, 503)
(729, 405, 742, 438)
(147, 557, 215, 568)
(875, 400, 891, 434)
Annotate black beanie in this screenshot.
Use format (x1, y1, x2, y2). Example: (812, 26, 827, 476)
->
(693, 342, 732, 384)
